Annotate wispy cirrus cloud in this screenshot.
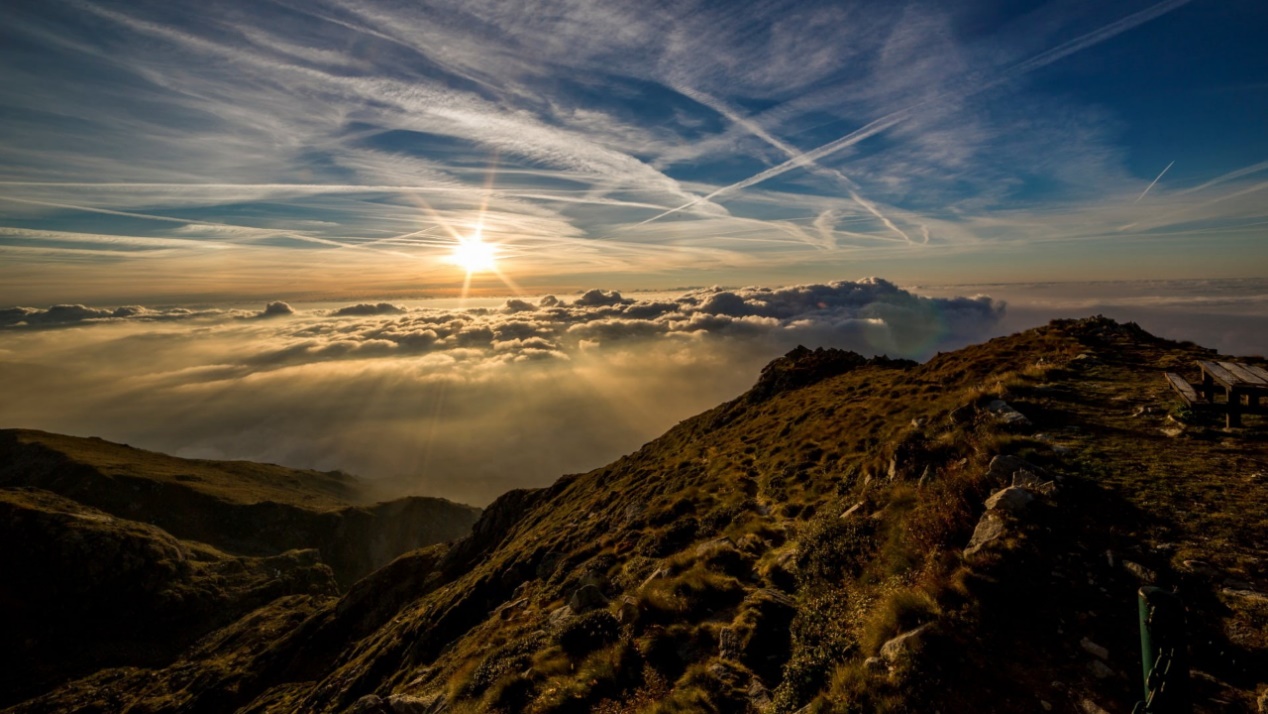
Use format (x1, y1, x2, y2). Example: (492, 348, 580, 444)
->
(1, 0, 1264, 305)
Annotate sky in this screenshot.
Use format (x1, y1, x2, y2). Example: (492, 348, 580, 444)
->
(1, 0, 1266, 302)
(2, 1, 1266, 504)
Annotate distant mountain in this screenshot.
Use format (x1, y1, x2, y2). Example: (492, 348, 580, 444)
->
(4, 317, 1266, 713)
(0, 429, 482, 588)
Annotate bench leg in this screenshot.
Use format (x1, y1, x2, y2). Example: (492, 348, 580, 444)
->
(1228, 389, 1242, 428)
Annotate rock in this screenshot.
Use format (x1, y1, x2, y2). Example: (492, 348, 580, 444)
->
(548, 604, 573, 626)
(1122, 561, 1157, 583)
(385, 694, 446, 714)
(1012, 468, 1056, 494)
(568, 584, 608, 613)
(963, 512, 1007, 557)
(493, 597, 528, 620)
(864, 656, 888, 674)
(746, 680, 773, 711)
(840, 503, 863, 519)
(535, 551, 563, 579)
(616, 596, 639, 624)
(986, 399, 1032, 428)
(1079, 637, 1108, 661)
(987, 455, 1037, 484)
(1040, 701, 1052, 711)
(985, 486, 1035, 514)
(1222, 587, 1268, 603)
(917, 466, 933, 487)
(641, 568, 667, 588)
(1181, 559, 1218, 577)
(879, 623, 931, 663)
(719, 626, 741, 660)
(1087, 659, 1114, 679)
(346, 694, 388, 714)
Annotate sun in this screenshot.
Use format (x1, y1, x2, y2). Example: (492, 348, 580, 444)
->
(449, 230, 499, 274)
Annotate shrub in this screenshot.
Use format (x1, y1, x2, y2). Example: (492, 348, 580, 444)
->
(558, 610, 620, 659)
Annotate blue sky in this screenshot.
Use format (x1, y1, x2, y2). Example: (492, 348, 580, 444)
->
(1, 0, 1266, 304)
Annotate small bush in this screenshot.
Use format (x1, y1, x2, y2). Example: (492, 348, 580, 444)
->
(558, 610, 620, 659)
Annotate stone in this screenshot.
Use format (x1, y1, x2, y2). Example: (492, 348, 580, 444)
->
(963, 512, 1007, 557)
(746, 680, 773, 711)
(1078, 698, 1111, 714)
(879, 623, 931, 663)
(986, 455, 1036, 484)
(986, 399, 1032, 428)
(386, 694, 447, 714)
(840, 503, 863, 519)
(696, 537, 736, 556)
(548, 604, 574, 626)
(917, 465, 933, 487)
(346, 695, 388, 714)
(985, 486, 1035, 514)
(1079, 637, 1108, 661)
(1181, 559, 1218, 577)
(863, 656, 889, 674)
(535, 551, 564, 579)
(1122, 561, 1157, 583)
(616, 596, 639, 625)
(1013, 468, 1055, 494)
(641, 568, 667, 588)
(1087, 660, 1114, 679)
(568, 584, 608, 613)
(719, 626, 741, 660)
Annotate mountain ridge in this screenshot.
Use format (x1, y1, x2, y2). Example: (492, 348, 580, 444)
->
(3, 317, 1266, 713)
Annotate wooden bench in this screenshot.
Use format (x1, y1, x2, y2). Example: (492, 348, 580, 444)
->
(1196, 360, 1268, 428)
(1163, 372, 1204, 406)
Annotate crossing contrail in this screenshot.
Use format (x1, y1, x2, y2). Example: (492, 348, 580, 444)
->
(1135, 160, 1175, 203)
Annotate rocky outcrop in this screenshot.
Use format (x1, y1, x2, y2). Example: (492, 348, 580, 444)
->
(746, 346, 915, 403)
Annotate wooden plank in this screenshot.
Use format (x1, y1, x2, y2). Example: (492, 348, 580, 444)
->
(1246, 364, 1268, 383)
(1218, 361, 1268, 386)
(1198, 360, 1239, 388)
(1164, 372, 1204, 405)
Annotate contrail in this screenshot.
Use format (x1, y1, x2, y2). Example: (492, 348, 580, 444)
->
(1135, 160, 1174, 203)
(675, 87, 914, 244)
(636, 0, 1192, 229)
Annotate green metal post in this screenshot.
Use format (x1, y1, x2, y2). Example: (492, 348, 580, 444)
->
(1136, 587, 1190, 714)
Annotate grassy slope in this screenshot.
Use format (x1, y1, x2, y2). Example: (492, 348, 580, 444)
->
(0, 429, 359, 509)
(7, 318, 1266, 714)
(0, 430, 482, 587)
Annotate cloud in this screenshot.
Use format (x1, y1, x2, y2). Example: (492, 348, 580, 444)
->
(0, 280, 1004, 505)
(258, 301, 296, 318)
(331, 302, 405, 317)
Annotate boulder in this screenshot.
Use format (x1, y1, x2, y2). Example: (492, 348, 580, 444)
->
(985, 486, 1035, 515)
(963, 512, 1008, 557)
(568, 584, 608, 613)
(879, 623, 931, 663)
(986, 399, 1032, 428)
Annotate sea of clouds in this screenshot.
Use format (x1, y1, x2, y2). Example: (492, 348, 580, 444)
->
(0, 279, 1003, 505)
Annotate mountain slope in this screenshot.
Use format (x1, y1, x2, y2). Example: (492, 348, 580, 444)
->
(0, 430, 482, 586)
(5, 317, 1266, 713)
